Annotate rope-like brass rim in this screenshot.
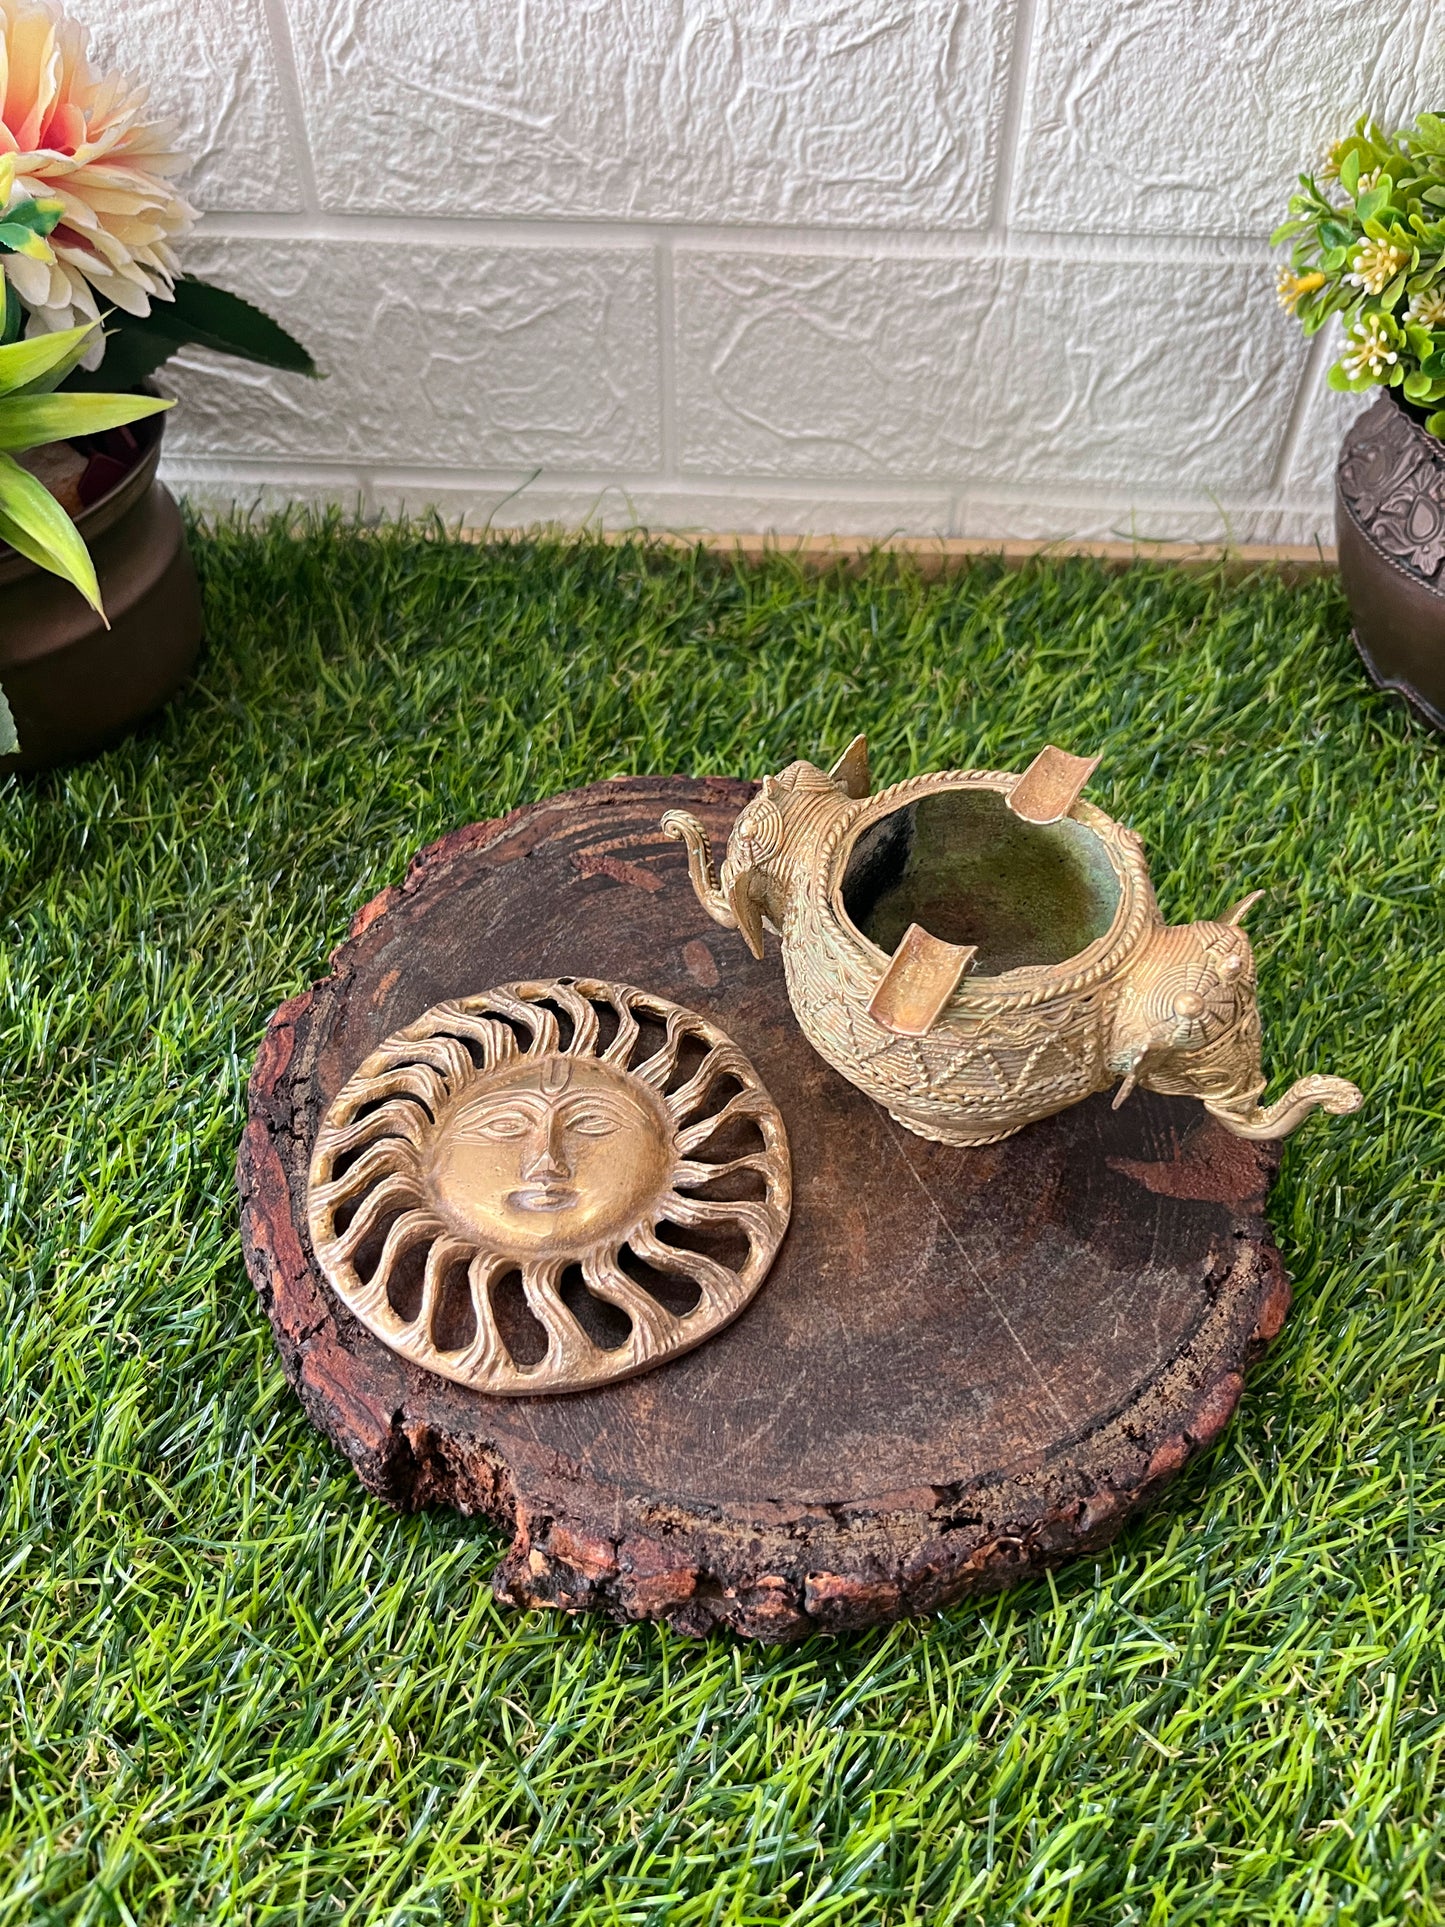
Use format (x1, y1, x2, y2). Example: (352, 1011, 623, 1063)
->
(817, 769, 1156, 1015)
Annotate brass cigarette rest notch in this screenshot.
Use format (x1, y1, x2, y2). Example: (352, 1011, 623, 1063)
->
(662, 741, 1362, 1148)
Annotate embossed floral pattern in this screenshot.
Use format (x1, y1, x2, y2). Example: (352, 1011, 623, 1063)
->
(1338, 394, 1445, 583)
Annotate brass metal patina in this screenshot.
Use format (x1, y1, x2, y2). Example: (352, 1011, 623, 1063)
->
(663, 741, 1363, 1147)
(308, 980, 791, 1395)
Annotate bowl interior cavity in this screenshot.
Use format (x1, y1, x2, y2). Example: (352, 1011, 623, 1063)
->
(840, 787, 1122, 976)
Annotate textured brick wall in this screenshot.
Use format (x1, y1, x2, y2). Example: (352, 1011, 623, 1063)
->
(83, 0, 1445, 542)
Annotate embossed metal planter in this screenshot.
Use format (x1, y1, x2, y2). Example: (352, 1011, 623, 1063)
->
(663, 741, 1362, 1148)
(1336, 390, 1445, 732)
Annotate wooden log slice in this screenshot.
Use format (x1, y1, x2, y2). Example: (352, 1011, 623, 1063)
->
(239, 776, 1290, 1641)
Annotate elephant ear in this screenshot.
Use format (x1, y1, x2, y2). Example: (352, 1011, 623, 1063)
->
(1222, 889, 1265, 926)
(828, 733, 870, 798)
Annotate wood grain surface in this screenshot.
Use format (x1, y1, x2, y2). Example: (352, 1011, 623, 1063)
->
(239, 776, 1290, 1640)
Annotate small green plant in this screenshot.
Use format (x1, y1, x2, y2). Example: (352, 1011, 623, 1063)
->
(1275, 113, 1445, 437)
(0, 1, 316, 387)
(0, 3, 317, 759)
(0, 320, 172, 754)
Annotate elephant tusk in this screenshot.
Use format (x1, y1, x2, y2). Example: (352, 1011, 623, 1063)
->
(1111, 1065, 1141, 1110)
(727, 874, 767, 959)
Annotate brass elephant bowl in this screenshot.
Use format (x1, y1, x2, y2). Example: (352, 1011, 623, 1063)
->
(663, 739, 1362, 1147)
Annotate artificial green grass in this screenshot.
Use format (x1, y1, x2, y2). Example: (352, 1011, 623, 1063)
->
(1, 516, 1442, 1925)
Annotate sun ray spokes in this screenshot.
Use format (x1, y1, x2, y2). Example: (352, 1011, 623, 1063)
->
(660, 1190, 783, 1264)
(624, 1223, 755, 1319)
(317, 1096, 434, 1165)
(676, 1083, 786, 1159)
(311, 1136, 421, 1217)
(628, 1004, 694, 1094)
(307, 981, 792, 1397)
(582, 1251, 678, 1352)
(664, 1038, 752, 1124)
(329, 1171, 424, 1265)
(670, 1152, 774, 1190)
(348, 1207, 438, 1319)
(325, 1060, 450, 1128)
(405, 1004, 522, 1074)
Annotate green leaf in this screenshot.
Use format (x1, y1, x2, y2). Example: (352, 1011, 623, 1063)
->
(1381, 268, 1410, 309)
(0, 221, 55, 260)
(0, 323, 100, 397)
(2, 196, 61, 238)
(1, 279, 21, 347)
(0, 448, 102, 616)
(86, 276, 317, 377)
(60, 321, 179, 393)
(169, 277, 316, 372)
(0, 679, 16, 758)
(1320, 220, 1356, 249)
(1340, 149, 1361, 195)
(1426, 408, 1445, 436)
(1357, 184, 1390, 222)
(1415, 113, 1445, 153)
(0, 390, 171, 450)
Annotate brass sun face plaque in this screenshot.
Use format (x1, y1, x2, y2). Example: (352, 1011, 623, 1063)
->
(307, 980, 792, 1396)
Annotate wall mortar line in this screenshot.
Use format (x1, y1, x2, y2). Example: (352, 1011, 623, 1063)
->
(161, 451, 1335, 517)
(193, 207, 1273, 270)
(656, 240, 679, 480)
(987, 0, 1041, 233)
(259, 0, 321, 215)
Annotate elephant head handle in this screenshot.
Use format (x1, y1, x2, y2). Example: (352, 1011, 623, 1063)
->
(1108, 892, 1363, 1141)
(662, 738, 870, 960)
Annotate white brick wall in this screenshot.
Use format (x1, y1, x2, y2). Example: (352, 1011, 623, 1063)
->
(81, 0, 1445, 544)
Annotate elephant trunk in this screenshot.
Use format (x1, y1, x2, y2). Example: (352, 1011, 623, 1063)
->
(1204, 1075, 1363, 1141)
(660, 810, 736, 931)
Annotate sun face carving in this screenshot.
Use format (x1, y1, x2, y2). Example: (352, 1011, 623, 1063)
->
(307, 981, 791, 1396)
(430, 1053, 674, 1256)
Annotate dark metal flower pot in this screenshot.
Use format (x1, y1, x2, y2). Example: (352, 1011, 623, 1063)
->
(1336, 389, 1445, 732)
(0, 408, 202, 773)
